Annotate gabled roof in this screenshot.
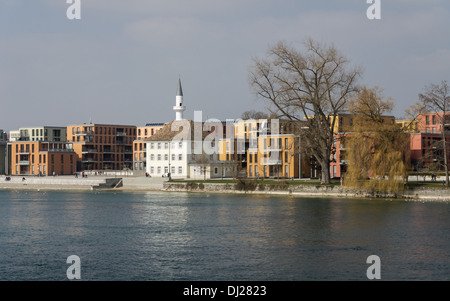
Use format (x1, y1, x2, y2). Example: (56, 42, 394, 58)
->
(146, 120, 215, 142)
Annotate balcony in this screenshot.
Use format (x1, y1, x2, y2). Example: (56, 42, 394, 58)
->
(18, 161, 30, 165)
(82, 148, 98, 154)
(116, 132, 127, 137)
(74, 131, 94, 136)
(82, 158, 97, 163)
(261, 159, 282, 165)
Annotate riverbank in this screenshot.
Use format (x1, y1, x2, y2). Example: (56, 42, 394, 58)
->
(1, 175, 449, 202)
(162, 180, 450, 202)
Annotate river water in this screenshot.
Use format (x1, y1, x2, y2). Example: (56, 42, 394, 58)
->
(0, 190, 448, 281)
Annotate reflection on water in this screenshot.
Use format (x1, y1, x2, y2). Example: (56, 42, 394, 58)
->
(0, 190, 448, 280)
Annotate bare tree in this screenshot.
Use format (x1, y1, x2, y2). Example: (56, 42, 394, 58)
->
(418, 80, 450, 186)
(249, 39, 361, 184)
(241, 110, 269, 120)
(194, 153, 211, 181)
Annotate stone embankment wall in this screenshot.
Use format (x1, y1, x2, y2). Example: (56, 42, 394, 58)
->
(163, 182, 450, 201)
(1, 176, 111, 190)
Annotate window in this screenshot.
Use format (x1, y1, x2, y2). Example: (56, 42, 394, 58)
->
(164, 154, 169, 161)
(179, 142, 182, 148)
(157, 154, 161, 161)
(172, 154, 176, 161)
(150, 143, 154, 149)
(157, 167, 161, 174)
(285, 152, 288, 163)
(165, 143, 169, 149)
(178, 166, 182, 174)
(150, 154, 154, 161)
(249, 154, 253, 163)
(171, 166, 175, 174)
(432, 115, 436, 125)
(157, 143, 161, 149)
(178, 154, 182, 161)
(214, 167, 218, 175)
(426, 116, 430, 125)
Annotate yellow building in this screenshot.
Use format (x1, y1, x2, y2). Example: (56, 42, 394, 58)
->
(396, 119, 418, 133)
(219, 119, 310, 178)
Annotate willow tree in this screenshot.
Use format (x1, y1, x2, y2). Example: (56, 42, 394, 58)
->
(249, 39, 361, 184)
(344, 86, 410, 192)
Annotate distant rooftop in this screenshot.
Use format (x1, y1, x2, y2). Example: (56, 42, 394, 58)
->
(144, 123, 165, 127)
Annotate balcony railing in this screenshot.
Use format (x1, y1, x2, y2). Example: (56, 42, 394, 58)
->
(261, 159, 282, 165)
(18, 161, 30, 165)
(74, 131, 94, 136)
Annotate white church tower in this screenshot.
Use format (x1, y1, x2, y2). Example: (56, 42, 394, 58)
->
(173, 78, 186, 121)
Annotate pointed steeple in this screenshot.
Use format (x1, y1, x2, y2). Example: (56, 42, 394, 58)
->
(173, 77, 186, 121)
(176, 77, 183, 96)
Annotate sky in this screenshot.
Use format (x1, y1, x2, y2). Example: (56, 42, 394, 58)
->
(1, 0, 449, 133)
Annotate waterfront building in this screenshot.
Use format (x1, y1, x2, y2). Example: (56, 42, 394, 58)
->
(219, 118, 310, 178)
(9, 141, 76, 176)
(67, 123, 136, 172)
(0, 130, 6, 175)
(409, 113, 450, 171)
(146, 120, 231, 179)
(0, 141, 6, 175)
(133, 123, 165, 175)
(0, 129, 7, 141)
(9, 126, 67, 142)
(145, 79, 235, 179)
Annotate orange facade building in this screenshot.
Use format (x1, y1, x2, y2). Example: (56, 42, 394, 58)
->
(67, 124, 136, 171)
(10, 141, 77, 176)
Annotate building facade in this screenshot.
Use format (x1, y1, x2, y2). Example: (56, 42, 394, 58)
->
(9, 126, 67, 142)
(67, 124, 136, 172)
(133, 123, 164, 175)
(9, 141, 77, 176)
(145, 120, 230, 179)
(410, 113, 450, 171)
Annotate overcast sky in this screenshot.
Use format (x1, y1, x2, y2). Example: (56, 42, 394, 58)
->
(1, 0, 449, 132)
